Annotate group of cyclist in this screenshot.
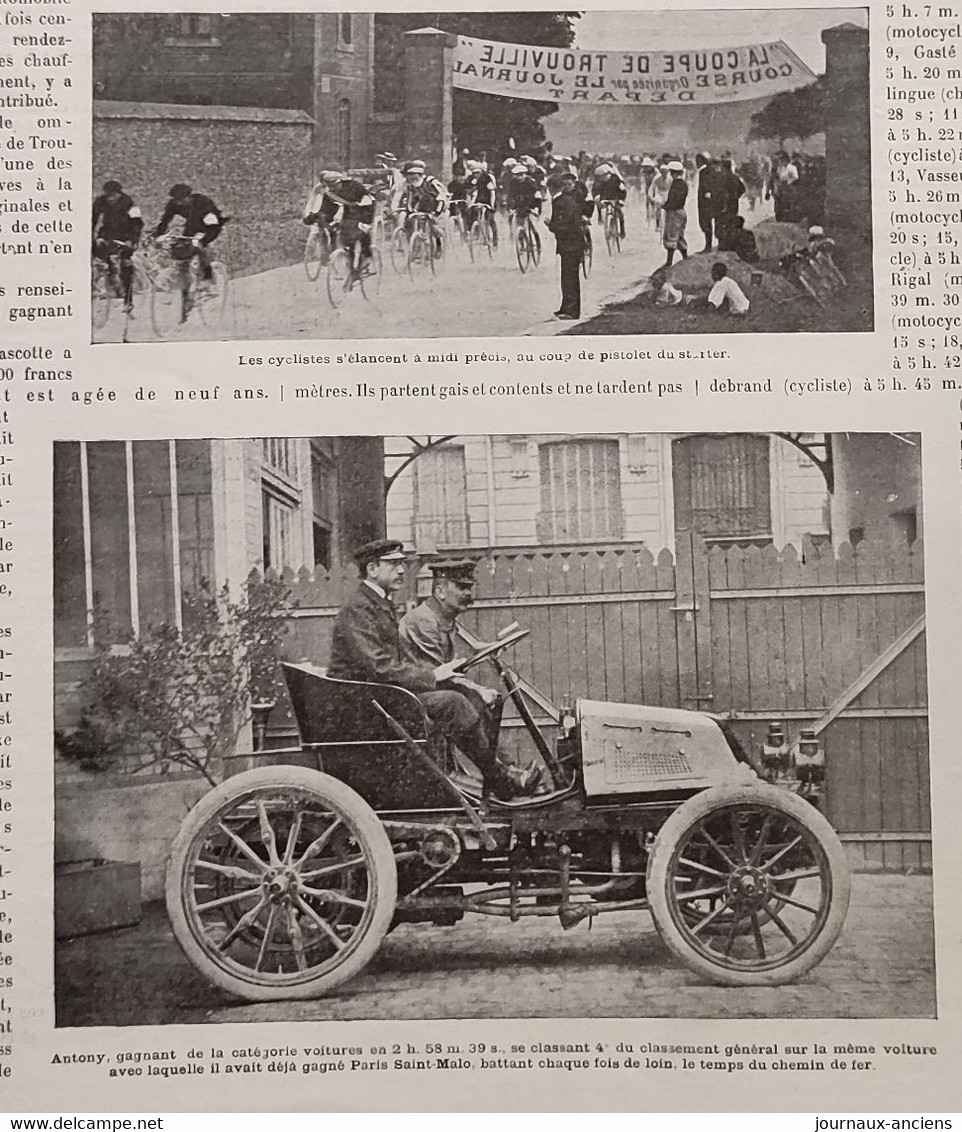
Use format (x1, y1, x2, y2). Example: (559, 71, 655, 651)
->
(92, 180, 225, 313)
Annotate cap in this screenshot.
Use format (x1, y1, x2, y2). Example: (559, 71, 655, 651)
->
(808, 225, 825, 237)
(102, 179, 123, 194)
(667, 161, 684, 172)
(352, 538, 407, 568)
(429, 558, 476, 581)
(402, 160, 426, 174)
(375, 151, 397, 162)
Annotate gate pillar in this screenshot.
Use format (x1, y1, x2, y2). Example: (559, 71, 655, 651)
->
(403, 28, 456, 182)
(821, 23, 871, 235)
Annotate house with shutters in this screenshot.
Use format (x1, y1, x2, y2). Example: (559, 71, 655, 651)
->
(385, 432, 921, 555)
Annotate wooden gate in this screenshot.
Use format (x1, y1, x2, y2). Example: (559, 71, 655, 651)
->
(270, 533, 928, 871)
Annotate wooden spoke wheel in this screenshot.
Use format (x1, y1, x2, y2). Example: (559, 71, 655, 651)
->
(166, 766, 397, 1003)
(646, 784, 850, 986)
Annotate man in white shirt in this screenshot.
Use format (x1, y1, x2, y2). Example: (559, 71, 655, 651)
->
(707, 262, 750, 315)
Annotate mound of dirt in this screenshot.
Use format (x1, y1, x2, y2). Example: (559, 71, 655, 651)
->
(665, 251, 754, 291)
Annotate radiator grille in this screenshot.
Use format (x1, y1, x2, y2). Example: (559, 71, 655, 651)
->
(607, 747, 692, 782)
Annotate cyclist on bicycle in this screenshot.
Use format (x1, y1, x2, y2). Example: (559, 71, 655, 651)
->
(152, 183, 224, 286)
(315, 170, 376, 273)
(593, 163, 627, 239)
(464, 160, 499, 250)
(398, 160, 447, 255)
(447, 168, 471, 228)
(518, 155, 547, 197)
(92, 179, 144, 311)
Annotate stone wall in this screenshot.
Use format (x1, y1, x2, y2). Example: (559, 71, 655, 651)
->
(93, 101, 314, 276)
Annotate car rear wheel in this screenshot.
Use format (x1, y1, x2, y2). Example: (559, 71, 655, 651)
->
(646, 784, 850, 986)
(166, 766, 397, 1002)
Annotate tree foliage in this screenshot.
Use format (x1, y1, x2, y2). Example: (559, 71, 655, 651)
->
(56, 575, 292, 785)
(375, 12, 581, 159)
(747, 78, 825, 146)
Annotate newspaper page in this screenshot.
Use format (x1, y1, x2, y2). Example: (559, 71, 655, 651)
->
(0, 0, 957, 1115)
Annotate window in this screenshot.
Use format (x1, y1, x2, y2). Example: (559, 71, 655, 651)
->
(262, 493, 297, 573)
(337, 14, 354, 47)
(672, 434, 771, 543)
(413, 445, 469, 548)
(537, 439, 623, 543)
(165, 14, 221, 46)
(336, 99, 352, 170)
(262, 438, 296, 482)
(311, 443, 335, 570)
(52, 441, 214, 649)
(261, 438, 301, 572)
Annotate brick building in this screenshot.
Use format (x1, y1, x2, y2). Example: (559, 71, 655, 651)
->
(93, 13, 375, 171)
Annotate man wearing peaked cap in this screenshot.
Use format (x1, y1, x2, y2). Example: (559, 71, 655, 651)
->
(400, 559, 548, 798)
(327, 543, 535, 803)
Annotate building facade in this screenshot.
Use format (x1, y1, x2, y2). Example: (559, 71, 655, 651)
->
(93, 13, 375, 171)
(386, 432, 833, 554)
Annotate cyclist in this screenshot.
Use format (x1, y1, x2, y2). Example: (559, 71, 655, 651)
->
(505, 161, 543, 253)
(398, 160, 447, 255)
(447, 167, 471, 231)
(317, 170, 376, 274)
(374, 151, 406, 214)
(91, 179, 144, 311)
(519, 154, 547, 195)
(593, 163, 627, 239)
(465, 159, 499, 250)
(152, 183, 224, 286)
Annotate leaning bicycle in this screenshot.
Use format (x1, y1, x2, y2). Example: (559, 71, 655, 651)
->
(467, 202, 497, 262)
(406, 212, 444, 276)
(304, 224, 333, 282)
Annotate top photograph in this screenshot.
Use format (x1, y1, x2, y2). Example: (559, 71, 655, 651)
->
(90, 8, 872, 344)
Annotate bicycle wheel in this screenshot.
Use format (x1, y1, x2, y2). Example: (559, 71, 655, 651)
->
(149, 270, 182, 339)
(470, 220, 491, 263)
(326, 249, 352, 308)
(360, 248, 382, 301)
(432, 227, 445, 273)
(304, 229, 325, 281)
(531, 223, 542, 267)
(91, 262, 112, 330)
(604, 214, 616, 255)
(581, 232, 593, 279)
(196, 262, 229, 328)
(515, 226, 530, 274)
(408, 231, 430, 275)
(389, 228, 409, 274)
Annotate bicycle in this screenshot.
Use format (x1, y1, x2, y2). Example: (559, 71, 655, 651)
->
(581, 221, 593, 279)
(149, 233, 230, 337)
(326, 231, 382, 308)
(406, 211, 444, 276)
(467, 202, 497, 261)
(449, 201, 473, 261)
(304, 224, 333, 281)
(91, 239, 147, 328)
(599, 200, 623, 255)
(513, 209, 542, 274)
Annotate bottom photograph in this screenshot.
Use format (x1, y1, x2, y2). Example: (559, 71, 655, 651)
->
(52, 430, 932, 1025)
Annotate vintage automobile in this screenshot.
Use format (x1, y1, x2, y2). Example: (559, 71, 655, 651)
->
(165, 628, 851, 1003)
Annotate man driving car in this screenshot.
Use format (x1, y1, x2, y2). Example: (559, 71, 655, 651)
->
(399, 559, 550, 797)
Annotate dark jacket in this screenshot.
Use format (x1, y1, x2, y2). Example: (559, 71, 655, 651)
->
(328, 583, 436, 693)
(664, 177, 689, 212)
(154, 192, 223, 244)
(92, 192, 143, 244)
(547, 191, 585, 255)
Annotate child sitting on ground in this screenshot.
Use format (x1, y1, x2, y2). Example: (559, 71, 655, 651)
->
(707, 262, 750, 316)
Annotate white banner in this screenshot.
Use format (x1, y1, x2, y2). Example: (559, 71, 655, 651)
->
(453, 36, 817, 105)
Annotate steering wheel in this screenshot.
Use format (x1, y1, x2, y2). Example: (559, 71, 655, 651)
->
(450, 628, 530, 674)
